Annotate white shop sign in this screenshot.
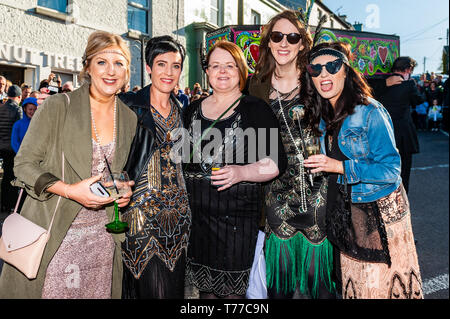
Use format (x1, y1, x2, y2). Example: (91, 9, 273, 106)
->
(0, 42, 82, 72)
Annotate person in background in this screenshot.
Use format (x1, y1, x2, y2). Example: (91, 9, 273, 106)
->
(20, 84, 32, 102)
(415, 100, 429, 131)
(173, 83, 189, 109)
(11, 97, 38, 153)
(61, 81, 74, 93)
(304, 41, 423, 299)
(30, 90, 40, 98)
(0, 30, 137, 299)
(0, 75, 7, 102)
(10, 96, 38, 213)
(377, 56, 424, 194)
(428, 98, 442, 131)
(192, 82, 202, 96)
(184, 86, 191, 98)
(0, 85, 21, 213)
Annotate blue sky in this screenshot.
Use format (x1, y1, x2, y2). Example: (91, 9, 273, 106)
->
(322, 0, 449, 75)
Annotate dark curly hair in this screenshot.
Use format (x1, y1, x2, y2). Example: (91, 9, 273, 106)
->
(303, 41, 373, 134)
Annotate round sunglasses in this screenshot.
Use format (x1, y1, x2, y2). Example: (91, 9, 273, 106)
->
(306, 59, 345, 77)
(269, 31, 302, 45)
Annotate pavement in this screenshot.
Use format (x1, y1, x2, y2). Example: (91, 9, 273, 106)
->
(408, 129, 449, 299)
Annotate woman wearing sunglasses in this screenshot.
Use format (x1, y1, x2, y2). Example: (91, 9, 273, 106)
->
(248, 10, 337, 299)
(304, 41, 423, 299)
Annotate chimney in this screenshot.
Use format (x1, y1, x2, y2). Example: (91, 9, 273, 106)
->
(338, 14, 347, 22)
(353, 22, 363, 31)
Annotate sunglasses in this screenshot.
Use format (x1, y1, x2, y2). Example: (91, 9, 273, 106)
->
(269, 31, 302, 44)
(306, 59, 345, 77)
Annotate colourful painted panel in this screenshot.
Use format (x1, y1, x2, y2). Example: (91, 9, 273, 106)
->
(205, 25, 400, 78)
(315, 29, 400, 77)
(206, 26, 262, 75)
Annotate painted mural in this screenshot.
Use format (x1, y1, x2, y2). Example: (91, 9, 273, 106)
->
(315, 29, 399, 77)
(206, 25, 262, 75)
(205, 26, 400, 78)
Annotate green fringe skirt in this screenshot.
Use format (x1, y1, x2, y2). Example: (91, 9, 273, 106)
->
(265, 232, 336, 298)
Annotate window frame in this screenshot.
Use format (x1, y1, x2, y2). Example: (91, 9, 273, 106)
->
(37, 0, 68, 13)
(210, 0, 224, 27)
(127, 0, 151, 35)
(251, 9, 261, 25)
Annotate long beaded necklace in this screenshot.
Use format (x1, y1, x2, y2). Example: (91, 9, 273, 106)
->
(90, 95, 117, 173)
(275, 89, 308, 213)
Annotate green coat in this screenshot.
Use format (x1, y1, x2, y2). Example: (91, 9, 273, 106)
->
(0, 83, 137, 299)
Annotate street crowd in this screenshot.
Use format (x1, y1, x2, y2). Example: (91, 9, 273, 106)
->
(0, 8, 447, 300)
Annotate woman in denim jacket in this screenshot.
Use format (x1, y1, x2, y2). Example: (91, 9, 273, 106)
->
(304, 42, 423, 299)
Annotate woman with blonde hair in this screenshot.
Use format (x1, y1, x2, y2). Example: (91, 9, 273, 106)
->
(0, 30, 137, 299)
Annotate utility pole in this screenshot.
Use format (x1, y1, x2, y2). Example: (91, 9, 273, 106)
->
(423, 56, 427, 74)
(237, 0, 244, 25)
(438, 28, 449, 74)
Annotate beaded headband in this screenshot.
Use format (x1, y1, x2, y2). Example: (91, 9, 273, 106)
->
(82, 49, 128, 66)
(309, 48, 349, 65)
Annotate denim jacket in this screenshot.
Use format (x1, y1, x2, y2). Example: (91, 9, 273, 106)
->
(320, 97, 401, 203)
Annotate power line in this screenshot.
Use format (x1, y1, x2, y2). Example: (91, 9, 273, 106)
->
(402, 17, 449, 43)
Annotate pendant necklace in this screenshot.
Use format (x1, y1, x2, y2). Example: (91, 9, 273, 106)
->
(90, 95, 117, 173)
(275, 89, 308, 214)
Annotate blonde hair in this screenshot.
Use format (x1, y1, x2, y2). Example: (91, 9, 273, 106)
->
(206, 41, 248, 92)
(80, 31, 131, 84)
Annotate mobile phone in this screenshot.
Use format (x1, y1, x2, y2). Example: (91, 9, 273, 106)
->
(89, 181, 110, 198)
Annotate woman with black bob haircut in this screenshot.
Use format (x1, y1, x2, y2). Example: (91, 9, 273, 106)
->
(304, 41, 423, 299)
(119, 35, 192, 299)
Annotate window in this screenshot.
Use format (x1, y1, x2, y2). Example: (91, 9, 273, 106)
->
(210, 0, 223, 26)
(251, 10, 261, 25)
(37, 0, 67, 13)
(128, 0, 150, 34)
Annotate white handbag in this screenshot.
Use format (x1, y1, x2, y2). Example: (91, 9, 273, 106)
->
(0, 153, 64, 279)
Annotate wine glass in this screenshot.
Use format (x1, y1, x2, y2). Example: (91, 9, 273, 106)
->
(304, 136, 320, 185)
(103, 171, 131, 233)
(305, 136, 320, 157)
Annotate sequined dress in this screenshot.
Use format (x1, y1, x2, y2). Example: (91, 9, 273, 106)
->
(264, 94, 336, 299)
(41, 141, 116, 299)
(121, 103, 191, 299)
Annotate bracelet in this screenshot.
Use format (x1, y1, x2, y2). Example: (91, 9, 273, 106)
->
(64, 184, 71, 199)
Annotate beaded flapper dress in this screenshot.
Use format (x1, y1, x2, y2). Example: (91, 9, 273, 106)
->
(42, 141, 116, 299)
(121, 101, 191, 298)
(264, 89, 336, 299)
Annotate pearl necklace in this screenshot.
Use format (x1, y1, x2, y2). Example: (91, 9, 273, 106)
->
(90, 95, 117, 173)
(275, 89, 308, 214)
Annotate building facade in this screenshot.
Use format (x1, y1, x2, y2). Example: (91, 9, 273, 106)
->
(183, 0, 287, 89)
(0, 0, 186, 90)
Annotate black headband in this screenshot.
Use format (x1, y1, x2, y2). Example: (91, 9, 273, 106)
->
(309, 48, 349, 65)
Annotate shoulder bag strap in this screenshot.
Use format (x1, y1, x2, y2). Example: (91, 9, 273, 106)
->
(189, 94, 244, 163)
